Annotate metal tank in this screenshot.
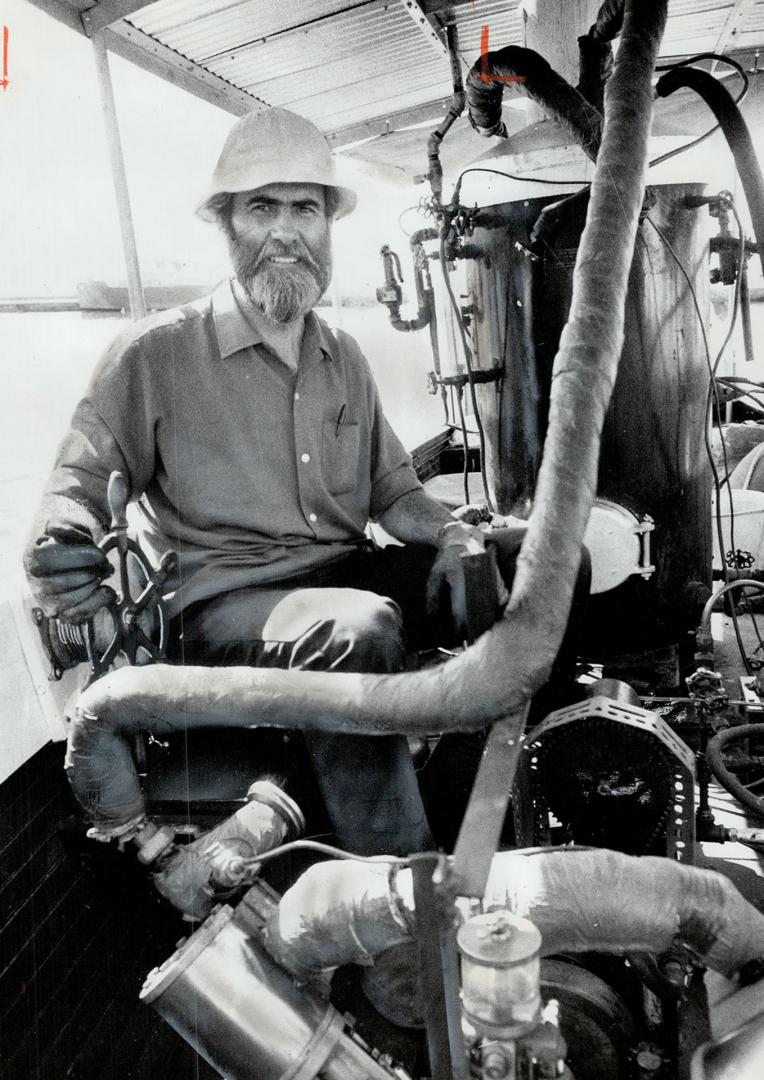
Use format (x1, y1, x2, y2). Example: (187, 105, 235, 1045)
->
(141, 885, 406, 1080)
(455, 165, 711, 668)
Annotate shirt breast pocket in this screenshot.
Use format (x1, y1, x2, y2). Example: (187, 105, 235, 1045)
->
(322, 418, 361, 497)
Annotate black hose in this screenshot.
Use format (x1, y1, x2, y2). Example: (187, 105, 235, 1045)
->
(576, 34, 613, 112)
(576, 0, 624, 111)
(655, 67, 764, 277)
(465, 46, 603, 161)
(707, 724, 764, 818)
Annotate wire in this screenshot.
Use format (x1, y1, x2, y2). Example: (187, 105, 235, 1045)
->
(237, 838, 448, 869)
(699, 578, 764, 637)
(455, 166, 592, 191)
(455, 385, 471, 504)
(646, 212, 753, 672)
(720, 376, 764, 391)
(655, 52, 748, 79)
(713, 201, 764, 662)
(398, 204, 430, 238)
(712, 198, 747, 377)
(715, 383, 764, 417)
(439, 234, 495, 513)
(709, 199, 749, 649)
(650, 54, 749, 169)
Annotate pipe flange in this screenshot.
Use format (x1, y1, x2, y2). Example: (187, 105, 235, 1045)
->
(247, 780, 306, 839)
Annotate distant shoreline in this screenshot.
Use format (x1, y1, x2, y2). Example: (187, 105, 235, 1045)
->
(0, 293, 379, 315)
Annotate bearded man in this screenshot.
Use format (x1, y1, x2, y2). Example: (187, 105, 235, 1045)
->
(24, 108, 583, 865)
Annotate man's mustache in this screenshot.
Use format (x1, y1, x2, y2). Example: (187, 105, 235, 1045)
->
(253, 242, 321, 276)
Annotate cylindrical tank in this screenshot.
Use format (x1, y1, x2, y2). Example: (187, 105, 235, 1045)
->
(458, 175, 711, 662)
(140, 903, 399, 1080)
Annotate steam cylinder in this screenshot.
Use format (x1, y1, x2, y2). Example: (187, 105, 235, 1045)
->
(141, 904, 396, 1080)
(464, 182, 711, 659)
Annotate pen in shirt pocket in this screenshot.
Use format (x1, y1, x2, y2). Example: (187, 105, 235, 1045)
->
(335, 403, 346, 436)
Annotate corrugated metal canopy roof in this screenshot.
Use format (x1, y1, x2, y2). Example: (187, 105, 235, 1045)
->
(30, 0, 764, 148)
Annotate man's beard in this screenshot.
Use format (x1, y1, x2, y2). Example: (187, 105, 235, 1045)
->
(227, 232, 331, 323)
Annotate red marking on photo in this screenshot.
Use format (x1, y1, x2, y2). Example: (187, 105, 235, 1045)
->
(479, 24, 526, 83)
(1, 26, 9, 91)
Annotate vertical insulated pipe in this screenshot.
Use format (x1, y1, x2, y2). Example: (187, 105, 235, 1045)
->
(91, 35, 146, 321)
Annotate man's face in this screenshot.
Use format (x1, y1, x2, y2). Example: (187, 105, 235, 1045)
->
(224, 182, 333, 323)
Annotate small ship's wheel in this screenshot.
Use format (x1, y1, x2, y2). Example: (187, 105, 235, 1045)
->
(85, 472, 177, 679)
(32, 471, 177, 683)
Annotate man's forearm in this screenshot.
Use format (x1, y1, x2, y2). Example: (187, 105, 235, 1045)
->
(31, 488, 109, 543)
(376, 489, 455, 547)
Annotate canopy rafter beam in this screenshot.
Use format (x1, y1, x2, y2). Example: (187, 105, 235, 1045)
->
(712, 0, 756, 70)
(81, 0, 156, 37)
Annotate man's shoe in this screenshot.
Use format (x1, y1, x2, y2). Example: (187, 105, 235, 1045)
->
(152, 781, 305, 920)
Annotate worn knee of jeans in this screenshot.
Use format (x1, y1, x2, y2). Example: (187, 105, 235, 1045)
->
(289, 593, 405, 673)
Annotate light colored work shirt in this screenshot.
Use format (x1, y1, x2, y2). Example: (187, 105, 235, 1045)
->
(37, 280, 423, 617)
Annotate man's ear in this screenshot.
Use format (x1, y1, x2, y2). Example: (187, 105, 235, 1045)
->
(209, 193, 234, 232)
(324, 186, 340, 220)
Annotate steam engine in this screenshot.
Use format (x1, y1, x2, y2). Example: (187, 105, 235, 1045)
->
(37, 3, 764, 1080)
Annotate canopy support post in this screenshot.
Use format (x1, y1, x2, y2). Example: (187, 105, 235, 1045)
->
(92, 34, 146, 321)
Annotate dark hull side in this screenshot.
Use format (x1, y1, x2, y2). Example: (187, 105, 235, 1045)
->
(0, 742, 217, 1080)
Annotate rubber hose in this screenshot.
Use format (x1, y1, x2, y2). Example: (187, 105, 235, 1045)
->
(656, 67, 764, 277)
(707, 724, 764, 818)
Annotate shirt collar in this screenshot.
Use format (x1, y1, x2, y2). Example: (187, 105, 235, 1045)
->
(306, 310, 338, 364)
(211, 277, 338, 364)
(212, 279, 262, 360)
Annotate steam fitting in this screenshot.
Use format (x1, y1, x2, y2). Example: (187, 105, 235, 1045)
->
(152, 781, 305, 921)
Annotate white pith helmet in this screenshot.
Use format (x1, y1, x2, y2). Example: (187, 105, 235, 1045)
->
(196, 107, 357, 221)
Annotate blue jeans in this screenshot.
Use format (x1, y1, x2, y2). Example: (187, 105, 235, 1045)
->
(167, 531, 589, 855)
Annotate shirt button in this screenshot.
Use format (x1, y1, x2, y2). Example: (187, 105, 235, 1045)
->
(300, 452, 311, 463)
(294, 392, 300, 401)
(309, 513, 317, 523)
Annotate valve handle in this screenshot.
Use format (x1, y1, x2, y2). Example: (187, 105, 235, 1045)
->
(107, 470, 130, 532)
(380, 245, 404, 284)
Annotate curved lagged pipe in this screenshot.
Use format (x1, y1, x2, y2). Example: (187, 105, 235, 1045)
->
(69, 0, 668, 825)
(465, 45, 603, 157)
(577, 1, 625, 112)
(263, 849, 764, 983)
(589, 0, 625, 44)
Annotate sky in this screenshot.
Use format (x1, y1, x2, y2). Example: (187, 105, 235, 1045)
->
(0, 0, 422, 299)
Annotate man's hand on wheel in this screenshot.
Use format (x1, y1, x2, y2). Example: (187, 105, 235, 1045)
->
(25, 522, 116, 624)
(426, 520, 509, 641)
